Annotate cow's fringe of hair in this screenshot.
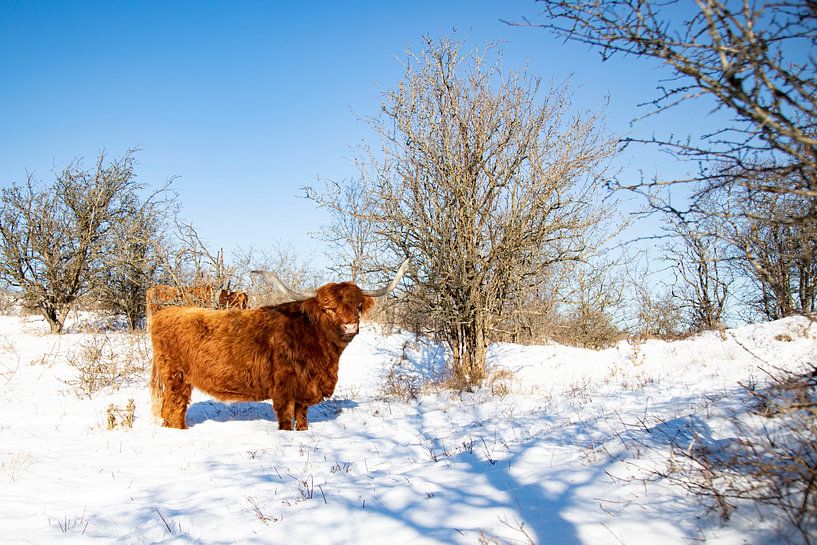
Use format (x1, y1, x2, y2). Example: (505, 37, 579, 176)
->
(150, 358, 164, 421)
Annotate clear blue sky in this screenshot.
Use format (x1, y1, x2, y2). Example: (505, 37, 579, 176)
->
(0, 1, 709, 268)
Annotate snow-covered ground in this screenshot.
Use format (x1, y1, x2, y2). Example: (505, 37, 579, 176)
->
(0, 313, 814, 544)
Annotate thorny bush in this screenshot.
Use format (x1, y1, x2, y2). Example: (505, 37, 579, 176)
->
(666, 364, 817, 544)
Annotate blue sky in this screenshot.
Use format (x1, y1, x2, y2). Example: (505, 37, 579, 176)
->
(0, 1, 708, 268)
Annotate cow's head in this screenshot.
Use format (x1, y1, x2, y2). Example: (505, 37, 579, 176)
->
(308, 282, 374, 342)
(219, 289, 249, 309)
(253, 259, 410, 343)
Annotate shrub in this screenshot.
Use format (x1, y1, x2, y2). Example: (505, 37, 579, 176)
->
(665, 364, 817, 544)
(66, 333, 151, 398)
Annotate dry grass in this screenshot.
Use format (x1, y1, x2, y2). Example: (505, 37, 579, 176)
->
(486, 368, 516, 398)
(65, 333, 151, 399)
(379, 341, 422, 402)
(106, 399, 136, 430)
(381, 365, 420, 402)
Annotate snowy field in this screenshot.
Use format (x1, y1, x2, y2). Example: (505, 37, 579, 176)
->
(0, 312, 814, 544)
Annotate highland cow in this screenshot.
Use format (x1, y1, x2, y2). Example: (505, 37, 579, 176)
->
(149, 260, 408, 430)
(145, 284, 249, 320)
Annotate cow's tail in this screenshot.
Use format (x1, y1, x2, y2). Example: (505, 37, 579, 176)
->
(150, 356, 164, 421)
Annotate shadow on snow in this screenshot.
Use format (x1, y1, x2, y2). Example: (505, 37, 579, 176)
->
(185, 398, 359, 427)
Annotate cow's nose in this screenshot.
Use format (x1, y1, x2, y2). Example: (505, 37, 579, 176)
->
(341, 323, 359, 335)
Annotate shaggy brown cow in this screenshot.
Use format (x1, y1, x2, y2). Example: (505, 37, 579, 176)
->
(149, 260, 409, 430)
(145, 284, 249, 320)
(218, 289, 249, 310)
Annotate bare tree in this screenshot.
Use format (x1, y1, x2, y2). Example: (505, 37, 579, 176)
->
(517, 0, 817, 205)
(515, 0, 817, 327)
(153, 220, 238, 308)
(324, 36, 617, 385)
(0, 152, 141, 333)
(625, 254, 686, 338)
(663, 214, 732, 331)
(491, 264, 565, 344)
(725, 188, 817, 319)
(560, 259, 626, 347)
(95, 189, 176, 330)
(303, 172, 383, 284)
(232, 243, 322, 307)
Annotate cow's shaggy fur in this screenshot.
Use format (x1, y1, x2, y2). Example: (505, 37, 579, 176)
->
(149, 281, 374, 430)
(145, 285, 249, 321)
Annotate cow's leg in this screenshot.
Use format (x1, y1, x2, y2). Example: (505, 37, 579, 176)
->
(272, 381, 295, 430)
(272, 370, 300, 431)
(275, 400, 294, 430)
(161, 369, 192, 429)
(295, 403, 309, 431)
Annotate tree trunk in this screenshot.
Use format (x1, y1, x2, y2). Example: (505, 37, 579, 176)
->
(448, 319, 487, 388)
(126, 311, 138, 331)
(468, 311, 487, 385)
(43, 307, 63, 334)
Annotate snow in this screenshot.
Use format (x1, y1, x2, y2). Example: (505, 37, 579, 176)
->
(0, 313, 814, 544)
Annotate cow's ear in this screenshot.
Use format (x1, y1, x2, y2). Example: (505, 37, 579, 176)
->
(302, 298, 322, 323)
(361, 295, 375, 317)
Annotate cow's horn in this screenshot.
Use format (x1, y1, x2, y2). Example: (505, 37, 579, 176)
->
(251, 271, 316, 301)
(361, 258, 410, 297)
